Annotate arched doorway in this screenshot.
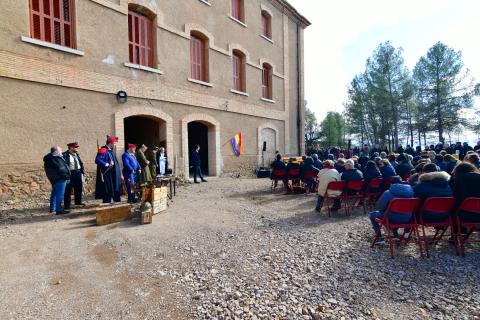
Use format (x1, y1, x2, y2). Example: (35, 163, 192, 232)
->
(188, 122, 209, 175)
(182, 114, 221, 180)
(258, 123, 280, 166)
(124, 116, 167, 150)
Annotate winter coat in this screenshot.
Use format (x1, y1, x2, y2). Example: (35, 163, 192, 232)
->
(95, 146, 122, 199)
(317, 168, 341, 197)
(271, 160, 286, 171)
(380, 165, 397, 179)
(395, 162, 414, 177)
(191, 150, 201, 167)
(122, 152, 141, 174)
(43, 153, 70, 184)
(62, 151, 85, 174)
(341, 169, 364, 182)
(136, 150, 152, 187)
(377, 183, 414, 214)
(413, 171, 452, 201)
(313, 159, 323, 170)
(451, 172, 480, 209)
(445, 159, 458, 174)
(301, 158, 320, 179)
(364, 166, 382, 183)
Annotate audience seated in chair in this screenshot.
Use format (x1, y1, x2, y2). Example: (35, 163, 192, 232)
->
(315, 160, 341, 212)
(301, 157, 320, 192)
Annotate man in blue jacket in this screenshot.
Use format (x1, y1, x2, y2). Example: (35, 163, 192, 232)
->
(369, 176, 414, 244)
(191, 145, 207, 183)
(122, 144, 141, 203)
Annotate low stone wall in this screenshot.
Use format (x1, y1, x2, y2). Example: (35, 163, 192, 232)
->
(0, 164, 96, 203)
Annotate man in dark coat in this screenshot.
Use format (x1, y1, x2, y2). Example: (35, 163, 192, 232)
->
(394, 154, 414, 178)
(44, 146, 71, 215)
(191, 145, 207, 183)
(95, 137, 122, 203)
(63, 142, 85, 209)
(311, 154, 323, 170)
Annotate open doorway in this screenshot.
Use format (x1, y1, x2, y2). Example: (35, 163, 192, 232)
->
(188, 121, 209, 175)
(124, 116, 166, 149)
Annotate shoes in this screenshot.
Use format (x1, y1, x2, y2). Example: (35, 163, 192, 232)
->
(375, 237, 385, 245)
(194, 181, 200, 184)
(55, 210, 70, 215)
(49, 208, 54, 213)
(76, 203, 86, 207)
(201, 179, 208, 182)
(392, 230, 400, 240)
(315, 208, 321, 213)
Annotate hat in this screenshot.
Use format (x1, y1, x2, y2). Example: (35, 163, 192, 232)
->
(127, 143, 137, 149)
(140, 144, 148, 149)
(67, 142, 79, 148)
(106, 137, 118, 144)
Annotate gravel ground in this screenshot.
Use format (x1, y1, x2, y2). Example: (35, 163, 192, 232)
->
(1, 177, 479, 320)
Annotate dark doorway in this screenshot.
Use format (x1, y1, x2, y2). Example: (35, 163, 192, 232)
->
(188, 121, 209, 175)
(124, 116, 162, 149)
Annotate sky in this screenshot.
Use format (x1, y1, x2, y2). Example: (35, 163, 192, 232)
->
(289, 0, 480, 132)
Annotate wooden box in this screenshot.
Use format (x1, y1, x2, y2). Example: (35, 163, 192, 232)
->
(152, 186, 168, 214)
(140, 210, 152, 224)
(96, 204, 132, 226)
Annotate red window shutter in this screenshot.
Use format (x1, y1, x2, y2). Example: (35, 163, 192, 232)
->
(232, 0, 242, 21)
(29, 0, 74, 48)
(262, 13, 270, 38)
(232, 54, 241, 91)
(128, 10, 153, 67)
(191, 36, 205, 81)
(262, 66, 272, 99)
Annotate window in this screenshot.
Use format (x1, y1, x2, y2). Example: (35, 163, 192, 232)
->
(262, 63, 273, 100)
(261, 11, 272, 39)
(232, 51, 245, 92)
(29, 0, 75, 48)
(128, 8, 154, 68)
(231, 0, 244, 22)
(190, 33, 208, 82)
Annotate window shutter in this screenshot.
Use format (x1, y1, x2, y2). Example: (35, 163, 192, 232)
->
(29, 0, 74, 48)
(233, 54, 241, 91)
(262, 66, 272, 99)
(128, 10, 153, 67)
(262, 13, 270, 38)
(191, 36, 205, 81)
(232, 0, 242, 21)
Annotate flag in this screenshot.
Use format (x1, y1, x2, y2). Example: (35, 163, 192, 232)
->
(231, 132, 244, 156)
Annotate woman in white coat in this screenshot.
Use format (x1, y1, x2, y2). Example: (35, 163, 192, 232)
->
(315, 160, 342, 212)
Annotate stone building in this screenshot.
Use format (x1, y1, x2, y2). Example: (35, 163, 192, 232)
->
(0, 0, 310, 199)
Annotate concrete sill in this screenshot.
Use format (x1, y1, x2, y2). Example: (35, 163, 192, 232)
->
(261, 97, 275, 104)
(229, 16, 247, 28)
(124, 62, 164, 74)
(230, 89, 249, 97)
(198, 0, 211, 6)
(188, 78, 213, 87)
(260, 34, 274, 44)
(21, 36, 84, 56)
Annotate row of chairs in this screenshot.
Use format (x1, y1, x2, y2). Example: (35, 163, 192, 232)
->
(371, 197, 480, 258)
(271, 169, 318, 193)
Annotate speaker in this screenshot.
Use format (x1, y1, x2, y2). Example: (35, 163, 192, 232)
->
(262, 141, 267, 152)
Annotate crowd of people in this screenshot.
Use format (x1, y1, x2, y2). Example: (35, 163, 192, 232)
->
(271, 140, 480, 245)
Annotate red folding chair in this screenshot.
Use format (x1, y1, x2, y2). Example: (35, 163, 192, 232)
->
(302, 171, 318, 193)
(371, 198, 422, 258)
(342, 180, 366, 215)
(455, 197, 480, 256)
(271, 169, 286, 191)
(286, 168, 301, 192)
(417, 197, 456, 257)
(320, 181, 346, 217)
(364, 178, 384, 209)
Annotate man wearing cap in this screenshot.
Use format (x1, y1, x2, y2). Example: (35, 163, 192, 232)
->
(136, 144, 152, 187)
(122, 144, 141, 203)
(63, 142, 85, 209)
(95, 137, 122, 203)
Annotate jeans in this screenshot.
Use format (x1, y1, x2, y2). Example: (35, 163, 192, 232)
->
(370, 210, 413, 235)
(50, 180, 67, 213)
(193, 166, 204, 182)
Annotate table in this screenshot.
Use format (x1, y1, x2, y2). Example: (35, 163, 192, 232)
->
(154, 175, 176, 200)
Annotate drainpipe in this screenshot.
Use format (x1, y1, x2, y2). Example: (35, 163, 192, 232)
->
(296, 24, 302, 155)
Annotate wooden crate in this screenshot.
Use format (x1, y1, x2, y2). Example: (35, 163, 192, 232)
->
(140, 210, 152, 224)
(96, 204, 132, 226)
(152, 186, 168, 214)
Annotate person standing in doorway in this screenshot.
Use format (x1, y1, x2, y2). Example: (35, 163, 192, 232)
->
(157, 147, 169, 176)
(95, 137, 122, 203)
(191, 145, 207, 183)
(63, 142, 85, 209)
(43, 146, 71, 215)
(122, 144, 141, 203)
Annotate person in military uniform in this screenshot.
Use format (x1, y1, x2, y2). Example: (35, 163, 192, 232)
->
(95, 136, 122, 203)
(146, 146, 159, 178)
(136, 144, 152, 187)
(63, 142, 85, 209)
(122, 144, 141, 203)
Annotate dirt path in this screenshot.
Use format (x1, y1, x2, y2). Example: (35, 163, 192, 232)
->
(1, 178, 479, 320)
